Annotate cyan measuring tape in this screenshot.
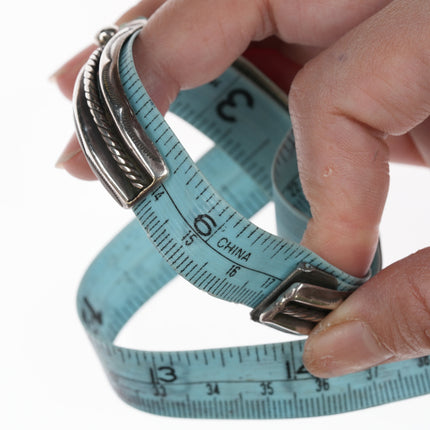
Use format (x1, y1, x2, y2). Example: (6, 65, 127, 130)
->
(73, 19, 430, 419)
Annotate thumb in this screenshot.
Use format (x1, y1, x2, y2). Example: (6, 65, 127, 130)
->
(303, 247, 430, 377)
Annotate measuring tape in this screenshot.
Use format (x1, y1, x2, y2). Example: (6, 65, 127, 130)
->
(73, 19, 430, 419)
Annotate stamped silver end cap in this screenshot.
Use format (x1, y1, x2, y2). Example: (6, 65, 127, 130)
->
(72, 19, 168, 208)
(251, 263, 350, 335)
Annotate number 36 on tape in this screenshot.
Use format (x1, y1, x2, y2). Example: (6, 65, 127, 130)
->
(72, 19, 430, 419)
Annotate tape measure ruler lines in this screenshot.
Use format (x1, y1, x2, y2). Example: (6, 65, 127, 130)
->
(73, 19, 430, 419)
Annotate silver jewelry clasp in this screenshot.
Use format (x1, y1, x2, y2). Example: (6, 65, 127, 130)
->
(251, 263, 350, 335)
(73, 19, 168, 208)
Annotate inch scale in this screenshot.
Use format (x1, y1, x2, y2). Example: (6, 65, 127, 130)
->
(73, 19, 430, 419)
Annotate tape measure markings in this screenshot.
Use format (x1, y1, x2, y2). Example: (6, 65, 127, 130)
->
(86, 323, 430, 419)
(75, 21, 430, 419)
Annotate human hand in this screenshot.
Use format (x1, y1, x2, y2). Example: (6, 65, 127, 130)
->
(53, 0, 430, 377)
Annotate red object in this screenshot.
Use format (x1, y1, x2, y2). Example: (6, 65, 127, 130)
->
(243, 47, 301, 94)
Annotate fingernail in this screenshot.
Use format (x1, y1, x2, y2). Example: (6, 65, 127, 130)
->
(303, 321, 393, 377)
(55, 147, 82, 169)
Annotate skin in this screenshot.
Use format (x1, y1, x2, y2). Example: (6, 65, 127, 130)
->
(53, 0, 430, 377)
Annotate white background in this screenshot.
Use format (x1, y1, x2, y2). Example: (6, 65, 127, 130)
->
(1, 1, 429, 429)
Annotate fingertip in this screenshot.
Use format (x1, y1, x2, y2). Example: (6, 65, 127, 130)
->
(50, 45, 95, 100)
(56, 136, 97, 181)
(301, 218, 378, 278)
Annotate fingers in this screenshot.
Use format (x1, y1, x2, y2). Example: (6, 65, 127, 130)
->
(289, 0, 430, 277)
(53, 46, 95, 101)
(55, 39, 302, 180)
(55, 46, 301, 180)
(54, 0, 390, 99)
(130, 0, 391, 112)
(52, 0, 168, 100)
(55, 0, 392, 178)
(54, 0, 168, 177)
(303, 247, 430, 377)
(56, 136, 97, 180)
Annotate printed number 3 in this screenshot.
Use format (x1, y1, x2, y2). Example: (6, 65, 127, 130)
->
(216, 89, 254, 123)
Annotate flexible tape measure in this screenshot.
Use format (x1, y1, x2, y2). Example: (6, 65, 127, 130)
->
(73, 19, 430, 419)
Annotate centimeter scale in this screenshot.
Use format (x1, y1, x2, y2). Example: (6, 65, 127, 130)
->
(72, 19, 430, 419)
